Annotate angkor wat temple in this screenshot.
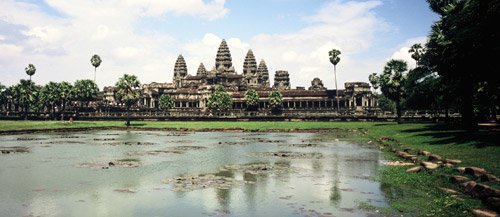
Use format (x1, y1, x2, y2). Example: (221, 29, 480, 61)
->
(103, 39, 378, 114)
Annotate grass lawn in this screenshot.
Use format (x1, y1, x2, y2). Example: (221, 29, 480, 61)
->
(1, 120, 498, 216)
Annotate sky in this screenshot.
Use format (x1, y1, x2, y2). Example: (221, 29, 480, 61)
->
(0, 0, 438, 89)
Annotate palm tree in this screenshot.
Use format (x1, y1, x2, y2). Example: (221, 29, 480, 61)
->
(115, 74, 141, 127)
(370, 59, 408, 123)
(408, 43, 425, 67)
(25, 64, 36, 81)
(90, 54, 102, 83)
(328, 49, 341, 111)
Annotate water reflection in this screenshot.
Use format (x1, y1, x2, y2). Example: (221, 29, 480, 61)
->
(0, 130, 387, 217)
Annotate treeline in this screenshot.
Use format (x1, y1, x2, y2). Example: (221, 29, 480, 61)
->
(370, 0, 499, 129)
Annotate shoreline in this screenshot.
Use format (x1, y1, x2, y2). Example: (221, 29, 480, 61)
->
(0, 126, 359, 135)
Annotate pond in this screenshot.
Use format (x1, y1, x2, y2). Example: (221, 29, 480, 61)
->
(0, 130, 387, 217)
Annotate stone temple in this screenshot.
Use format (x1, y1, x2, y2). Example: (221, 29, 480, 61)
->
(104, 39, 378, 113)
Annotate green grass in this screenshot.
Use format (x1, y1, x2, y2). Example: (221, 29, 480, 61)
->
(0, 120, 498, 215)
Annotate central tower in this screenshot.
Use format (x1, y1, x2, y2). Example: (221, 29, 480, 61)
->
(215, 39, 235, 74)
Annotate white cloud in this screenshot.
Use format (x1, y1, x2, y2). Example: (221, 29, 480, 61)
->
(390, 36, 427, 69)
(0, 0, 228, 87)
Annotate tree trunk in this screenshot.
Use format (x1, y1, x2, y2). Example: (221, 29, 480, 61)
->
(334, 65, 340, 111)
(396, 99, 402, 124)
(126, 105, 131, 127)
(61, 101, 65, 121)
(459, 77, 477, 131)
(24, 102, 28, 120)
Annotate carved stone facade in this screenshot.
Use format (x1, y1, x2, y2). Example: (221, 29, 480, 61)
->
(103, 39, 378, 113)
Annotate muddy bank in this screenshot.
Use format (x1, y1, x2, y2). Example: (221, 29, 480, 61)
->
(0, 126, 364, 135)
(1, 146, 30, 154)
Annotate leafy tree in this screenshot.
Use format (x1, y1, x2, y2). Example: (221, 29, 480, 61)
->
(268, 90, 283, 110)
(328, 49, 341, 110)
(369, 59, 408, 123)
(90, 54, 102, 83)
(0, 83, 6, 111)
(115, 74, 141, 127)
(207, 86, 233, 112)
(158, 94, 174, 112)
(375, 93, 395, 112)
(74, 79, 98, 108)
(408, 43, 426, 66)
(424, 0, 500, 129)
(12, 79, 37, 120)
(244, 88, 259, 110)
(25, 64, 36, 81)
(39, 82, 62, 117)
(58, 81, 74, 120)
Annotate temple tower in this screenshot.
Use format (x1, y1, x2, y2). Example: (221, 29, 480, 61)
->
(257, 59, 270, 88)
(273, 70, 290, 90)
(197, 63, 207, 76)
(242, 49, 258, 87)
(173, 55, 187, 88)
(308, 78, 327, 90)
(215, 39, 235, 74)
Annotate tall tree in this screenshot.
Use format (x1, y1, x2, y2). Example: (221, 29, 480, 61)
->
(115, 74, 141, 127)
(74, 80, 99, 108)
(244, 88, 259, 111)
(90, 54, 102, 83)
(39, 82, 62, 118)
(369, 59, 408, 123)
(13, 79, 37, 120)
(58, 81, 74, 120)
(328, 49, 341, 110)
(424, 0, 500, 129)
(207, 86, 233, 112)
(25, 64, 36, 81)
(0, 83, 6, 111)
(158, 94, 174, 112)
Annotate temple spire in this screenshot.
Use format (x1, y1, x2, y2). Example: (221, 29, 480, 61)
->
(243, 49, 257, 78)
(215, 39, 234, 73)
(173, 55, 187, 87)
(258, 59, 270, 88)
(197, 63, 207, 76)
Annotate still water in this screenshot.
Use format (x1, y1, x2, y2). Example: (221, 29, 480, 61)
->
(0, 130, 387, 217)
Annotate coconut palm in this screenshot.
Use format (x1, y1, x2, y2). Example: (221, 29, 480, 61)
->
(328, 49, 341, 110)
(90, 54, 102, 83)
(25, 64, 36, 81)
(115, 74, 141, 127)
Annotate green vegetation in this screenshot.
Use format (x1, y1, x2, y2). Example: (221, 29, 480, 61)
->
(158, 94, 173, 111)
(372, 0, 500, 129)
(90, 54, 102, 83)
(114, 74, 141, 127)
(328, 48, 341, 110)
(244, 88, 259, 110)
(74, 79, 99, 107)
(207, 86, 232, 111)
(268, 90, 282, 110)
(25, 63, 36, 81)
(369, 59, 408, 123)
(0, 120, 497, 215)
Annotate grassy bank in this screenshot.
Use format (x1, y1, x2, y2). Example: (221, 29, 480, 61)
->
(1, 120, 498, 215)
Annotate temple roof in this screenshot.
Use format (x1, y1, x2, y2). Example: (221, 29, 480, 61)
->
(243, 49, 257, 77)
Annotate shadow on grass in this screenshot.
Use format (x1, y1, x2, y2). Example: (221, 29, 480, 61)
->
(400, 124, 499, 148)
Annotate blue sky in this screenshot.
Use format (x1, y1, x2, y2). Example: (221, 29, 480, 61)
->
(0, 0, 438, 89)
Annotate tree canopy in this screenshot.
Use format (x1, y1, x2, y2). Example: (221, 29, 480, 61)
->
(207, 86, 233, 111)
(159, 94, 174, 111)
